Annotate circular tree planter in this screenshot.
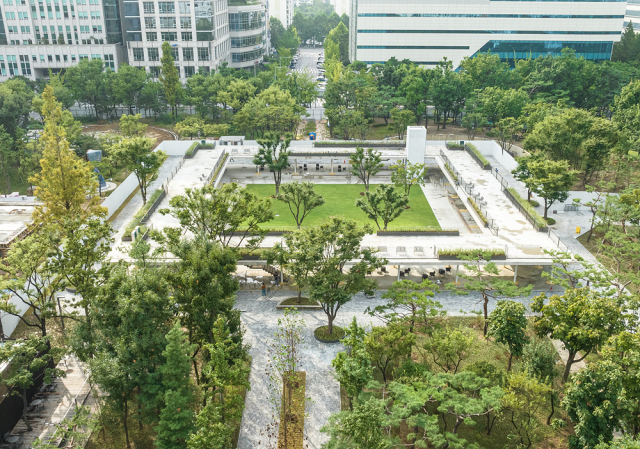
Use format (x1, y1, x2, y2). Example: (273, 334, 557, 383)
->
(276, 297, 322, 310)
(314, 326, 345, 343)
(545, 218, 556, 225)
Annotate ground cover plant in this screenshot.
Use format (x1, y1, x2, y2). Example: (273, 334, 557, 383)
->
(245, 184, 439, 230)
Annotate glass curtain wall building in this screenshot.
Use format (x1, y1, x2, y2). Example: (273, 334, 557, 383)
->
(625, 0, 640, 31)
(349, 0, 627, 67)
(229, 1, 265, 67)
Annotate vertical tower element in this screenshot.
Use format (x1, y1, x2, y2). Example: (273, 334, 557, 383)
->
(406, 126, 427, 165)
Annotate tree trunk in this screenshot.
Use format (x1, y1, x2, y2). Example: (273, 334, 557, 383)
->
(547, 393, 555, 425)
(507, 352, 513, 372)
(22, 389, 32, 431)
(123, 400, 131, 449)
(327, 314, 334, 335)
(297, 288, 302, 304)
(483, 294, 489, 337)
(544, 198, 549, 220)
(562, 350, 575, 383)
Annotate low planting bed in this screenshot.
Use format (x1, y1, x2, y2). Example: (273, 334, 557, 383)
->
(377, 228, 459, 236)
(185, 141, 215, 158)
(122, 188, 166, 241)
(278, 371, 306, 449)
(467, 197, 488, 227)
(314, 326, 345, 343)
(276, 297, 322, 310)
(437, 248, 506, 261)
(445, 141, 465, 150)
(313, 140, 405, 148)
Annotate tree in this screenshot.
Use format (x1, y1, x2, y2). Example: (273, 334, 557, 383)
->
(421, 326, 476, 374)
(391, 160, 428, 196)
(390, 108, 416, 139)
(265, 308, 306, 449)
(563, 361, 625, 449)
(366, 279, 443, 333)
(0, 229, 71, 338)
(253, 132, 292, 195)
(119, 113, 148, 137)
(349, 147, 383, 192)
(0, 77, 35, 140)
(356, 184, 408, 231)
(278, 181, 325, 229)
(306, 218, 384, 334)
(161, 237, 242, 385)
(491, 117, 522, 155)
(612, 22, 640, 63)
(512, 153, 544, 202)
(501, 372, 554, 449)
(332, 318, 372, 410)
(0, 336, 64, 431)
(0, 125, 14, 195)
(62, 59, 109, 119)
(364, 325, 415, 383)
(488, 300, 529, 371)
(269, 18, 286, 50)
(113, 64, 147, 114)
(30, 86, 105, 226)
(531, 288, 628, 382)
(325, 22, 349, 65)
(520, 158, 577, 220)
(217, 79, 256, 113)
(159, 183, 274, 248)
(160, 41, 182, 123)
(447, 250, 533, 337)
(266, 229, 316, 303)
(112, 136, 163, 205)
(322, 397, 391, 449)
(155, 322, 197, 449)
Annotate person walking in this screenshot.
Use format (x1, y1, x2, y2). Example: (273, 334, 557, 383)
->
(261, 282, 266, 296)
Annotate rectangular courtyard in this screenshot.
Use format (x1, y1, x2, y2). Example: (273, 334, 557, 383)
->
(245, 184, 440, 230)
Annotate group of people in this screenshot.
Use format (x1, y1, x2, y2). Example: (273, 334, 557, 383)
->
(261, 273, 281, 296)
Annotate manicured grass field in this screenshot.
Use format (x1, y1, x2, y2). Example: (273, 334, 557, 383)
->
(245, 184, 440, 230)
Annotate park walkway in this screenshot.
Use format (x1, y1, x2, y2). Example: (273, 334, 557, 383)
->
(7, 355, 91, 448)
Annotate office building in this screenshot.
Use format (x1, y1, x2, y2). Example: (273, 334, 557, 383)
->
(349, 0, 626, 68)
(229, 0, 266, 68)
(625, 0, 640, 31)
(331, 0, 347, 16)
(0, 0, 269, 81)
(267, 0, 292, 28)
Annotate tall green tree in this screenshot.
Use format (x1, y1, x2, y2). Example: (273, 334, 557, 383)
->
(531, 288, 628, 382)
(364, 325, 416, 383)
(0, 125, 14, 195)
(356, 184, 408, 231)
(0, 77, 35, 140)
(488, 300, 529, 371)
(349, 147, 383, 192)
(521, 159, 577, 220)
(447, 250, 532, 337)
(612, 22, 640, 63)
(332, 318, 372, 410)
(307, 218, 384, 334)
(159, 183, 274, 248)
(155, 322, 197, 449)
(253, 132, 292, 195)
(64, 58, 109, 119)
(277, 181, 325, 229)
(160, 41, 182, 123)
(112, 136, 163, 205)
(391, 161, 428, 196)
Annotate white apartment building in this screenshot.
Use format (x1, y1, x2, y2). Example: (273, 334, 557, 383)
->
(267, 0, 292, 28)
(625, 0, 640, 31)
(331, 0, 347, 16)
(229, 1, 265, 68)
(349, 0, 627, 68)
(0, 0, 125, 79)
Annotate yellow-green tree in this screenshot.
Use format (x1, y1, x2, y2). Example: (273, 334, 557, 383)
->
(160, 41, 182, 124)
(30, 86, 105, 227)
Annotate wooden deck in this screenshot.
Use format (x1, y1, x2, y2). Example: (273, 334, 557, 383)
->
(8, 355, 91, 448)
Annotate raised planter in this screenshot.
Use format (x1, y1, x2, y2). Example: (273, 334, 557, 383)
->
(503, 188, 549, 232)
(232, 230, 293, 236)
(314, 326, 345, 343)
(313, 141, 405, 148)
(276, 298, 322, 310)
(377, 230, 460, 236)
(464, 144, 491, 170)
(445, 142, 465, 151)
(438, 254, 507, 261)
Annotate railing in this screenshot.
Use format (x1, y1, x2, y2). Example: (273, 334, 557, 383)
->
(439, 150, 498, 233)
(208, 149, 228, 186)
(547, 228, 569, 252)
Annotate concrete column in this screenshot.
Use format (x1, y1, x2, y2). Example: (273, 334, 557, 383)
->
(331, 158, 334, 174)
(513, 265, 518, 283)
(294, 158, 298, 174)
(455, 265, 459, 283)
(397, 264, 401, 281)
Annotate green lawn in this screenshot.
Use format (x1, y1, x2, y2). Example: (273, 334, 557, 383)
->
(245, 184, 440, 230)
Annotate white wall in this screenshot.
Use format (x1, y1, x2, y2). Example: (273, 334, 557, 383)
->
(102, 173, 139, 220)
(469, 141, 519, 172)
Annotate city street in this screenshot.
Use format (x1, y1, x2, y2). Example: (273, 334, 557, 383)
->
(293, 47, 326, 121)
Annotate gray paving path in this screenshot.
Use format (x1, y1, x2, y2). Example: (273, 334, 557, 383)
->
(235, 289, 544, 449)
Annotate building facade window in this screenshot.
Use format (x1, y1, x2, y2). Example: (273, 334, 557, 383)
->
(229, 11, 264, 31)
(181, 31, 192, 41)
(145, 17, 156, 28)
(19, 54, 31, 75)
(148, 47, 159, 61)
(158, 1, 174, 13)
(104, 54, 114, 69)
(178, 1, 189, 14)
(197, 47, 209, 60)
(133, 48, 144, 61)
(184, 66, 195, 77)
(180, 16, 190, 28)
(160, 17, 176, 28)
(146, 31, 158, 41)
(182, 47, 193, 61)
(149, 66, 160, 77)
(161, 31, 177, 40)
(231, 34, 263, 48)
(231, 48, 262, 63)
(142, 1, 153, 13)
(171, 48, 179, 60)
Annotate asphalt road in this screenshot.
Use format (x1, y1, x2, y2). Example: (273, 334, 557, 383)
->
(292, 47, 325, 120)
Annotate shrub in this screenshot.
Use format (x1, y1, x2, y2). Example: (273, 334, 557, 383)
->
(465, 143, 490, 167)
(468, 197, 488, 225)
(507, 188, 547, 227)
(123, 188, 164, 236)
(438, 248, 505, 258)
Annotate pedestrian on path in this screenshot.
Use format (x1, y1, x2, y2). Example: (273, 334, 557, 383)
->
(261, 283, 266, 296)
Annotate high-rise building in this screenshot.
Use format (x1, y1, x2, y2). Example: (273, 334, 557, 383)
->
(349, 0, 627, 67)
(267, 0, 292, 28)
(0, 0, 269, 81)
(331, 0, 347, 17)
(625, 0, 640, 31)
(229, 0, 266, 68)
